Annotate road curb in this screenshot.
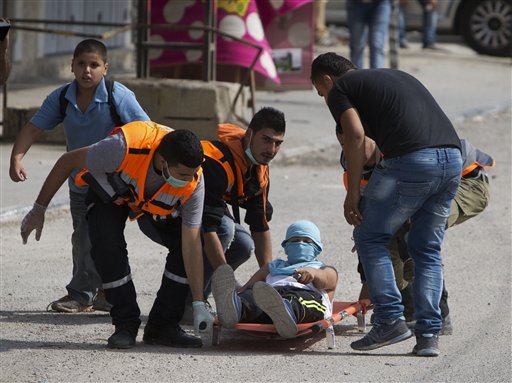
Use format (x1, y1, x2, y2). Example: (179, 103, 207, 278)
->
(0, 197, 70, 225)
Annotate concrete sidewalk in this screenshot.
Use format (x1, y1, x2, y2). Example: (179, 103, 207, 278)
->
(1, 40, 511, 221)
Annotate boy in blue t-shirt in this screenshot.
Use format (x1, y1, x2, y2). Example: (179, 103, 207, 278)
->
(9, 39, 150, 313)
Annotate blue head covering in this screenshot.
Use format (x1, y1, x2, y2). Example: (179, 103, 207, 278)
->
(281, 220, 323, 253)
(268, 220, 324, 276)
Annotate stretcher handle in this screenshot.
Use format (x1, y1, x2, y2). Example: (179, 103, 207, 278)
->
(311, 299, 371, 333)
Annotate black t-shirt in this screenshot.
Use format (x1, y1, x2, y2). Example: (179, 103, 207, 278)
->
(327, 69, 461, 158)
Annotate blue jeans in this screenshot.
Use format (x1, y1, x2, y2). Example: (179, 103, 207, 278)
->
(354, 148, 462, 336)
(398, 1, 438, 47)
(398, 5, 407, 46)
(67, 191, 103, 305)
(347, 0, 391, 68)
(203, 215, 254, 298)
(421, 2, 438, 47)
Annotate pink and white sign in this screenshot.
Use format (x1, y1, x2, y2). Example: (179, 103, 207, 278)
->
(149, 0, 312, 84)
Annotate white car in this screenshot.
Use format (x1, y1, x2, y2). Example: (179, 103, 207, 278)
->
(326, 0, 512, 57)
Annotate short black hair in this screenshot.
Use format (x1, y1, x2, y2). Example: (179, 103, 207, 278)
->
(158, 129, 204, 168)
(248, 107, 286, 134)
(310, 52, 356, 83)
(73, 39, 107, 62)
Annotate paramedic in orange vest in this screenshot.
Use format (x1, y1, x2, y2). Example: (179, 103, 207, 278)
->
(339, 131, 494, 336)
(19, 121, 214, 349)
(200, 107, 286, 298)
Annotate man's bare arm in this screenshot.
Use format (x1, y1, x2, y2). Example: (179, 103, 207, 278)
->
(35, 148, 89, 207)
(340, 108, 366, 225)
(181, 225, 205, 302)
(252, 230, 272, 267)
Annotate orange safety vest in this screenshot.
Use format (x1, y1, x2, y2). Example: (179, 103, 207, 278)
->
(460, 139, 495, 177)
(201, 123, 269, 222)
(201, 141, 240, 197)
(76, 121, 202, 221)
(342, 172, 370, 192)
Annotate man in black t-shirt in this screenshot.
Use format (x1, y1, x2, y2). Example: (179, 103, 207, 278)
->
(310, 52, 462, 357)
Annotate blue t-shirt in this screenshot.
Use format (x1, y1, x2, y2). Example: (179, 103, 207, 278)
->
(30, 77, 150, 193)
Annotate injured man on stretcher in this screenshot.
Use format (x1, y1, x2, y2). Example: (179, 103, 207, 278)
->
(212, 220, 338, 338)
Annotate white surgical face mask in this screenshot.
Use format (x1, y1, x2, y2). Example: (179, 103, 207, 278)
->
(245, 147, 260, 165)
(244, 130, 260, 165)
(162, 162, 189, 188)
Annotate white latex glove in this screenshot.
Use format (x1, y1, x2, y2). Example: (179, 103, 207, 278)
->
(192, 300, 214, 336)
(20, 202, 47, 244)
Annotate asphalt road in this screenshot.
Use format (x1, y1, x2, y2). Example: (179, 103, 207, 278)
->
(1, 108, 510, 382)
(1, 34, 511, 382)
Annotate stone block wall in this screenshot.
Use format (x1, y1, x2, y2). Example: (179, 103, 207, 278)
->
(118, 78, 250, 139)
(2, 78, 250, 143)
(3, 107, 66, 143)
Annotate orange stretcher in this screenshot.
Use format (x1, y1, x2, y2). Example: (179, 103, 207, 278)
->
(212, 299, 371, 349)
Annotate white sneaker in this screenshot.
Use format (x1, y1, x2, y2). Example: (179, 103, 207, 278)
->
(211, 264, 241, 328)
(253, 281, 298, 338)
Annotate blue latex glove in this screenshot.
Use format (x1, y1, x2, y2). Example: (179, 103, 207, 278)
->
(192, 300, 214, 336)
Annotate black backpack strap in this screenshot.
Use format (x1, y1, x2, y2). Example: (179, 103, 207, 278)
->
(59, 83, 71, 121)
(227, 151, 241, 224)
(104, 78, 124, 127)
(58, 79, 123, 127)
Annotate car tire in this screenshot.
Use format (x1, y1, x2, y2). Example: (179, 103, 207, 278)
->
(459, 0, 512, 57)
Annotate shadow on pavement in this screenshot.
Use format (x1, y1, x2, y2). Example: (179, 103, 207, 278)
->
(0, 313, 367, 355)
(0, 309, 112, 325)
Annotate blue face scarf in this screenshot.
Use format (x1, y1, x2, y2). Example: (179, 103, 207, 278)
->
(268, 220, 325, 276)
(284, 242, 317, 264)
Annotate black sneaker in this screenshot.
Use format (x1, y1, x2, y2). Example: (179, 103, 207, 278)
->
(107, 323, 139, 349)
(351, 319, 412, 351)
(143, 323, 202, 348)
(412, 334, 440, 357)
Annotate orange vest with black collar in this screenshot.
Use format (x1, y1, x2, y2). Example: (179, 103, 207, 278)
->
(76, 121, 202, 221)
(201, 123, 269, 223)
